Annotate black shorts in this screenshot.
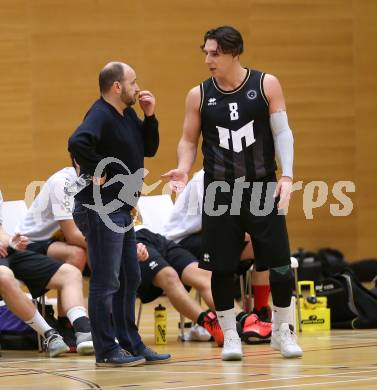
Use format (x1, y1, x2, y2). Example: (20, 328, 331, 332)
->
(200, 173, 290, 273)
(27, 239, 54, 255)
(136, 229, 197, 303)
(180, 233, 255, 274)
(0, 249, 63, 298)
(179, 232, 202, 260)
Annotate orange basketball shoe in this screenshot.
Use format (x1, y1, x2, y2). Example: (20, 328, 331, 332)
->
(241, 313, 272, 344)
(202, 311, 224, 347)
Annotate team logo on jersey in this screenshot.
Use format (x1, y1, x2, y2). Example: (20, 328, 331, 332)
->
(217, 120, 255, 153)
(148, 261, 158, 270)
(207, 97, 217, 106)
(246, 89, 257, 100)
(203, 253, 210, 263)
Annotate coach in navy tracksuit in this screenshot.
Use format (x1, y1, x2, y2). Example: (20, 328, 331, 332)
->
(68, 61, 170, 367)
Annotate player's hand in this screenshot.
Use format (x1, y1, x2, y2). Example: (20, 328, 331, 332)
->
(274, 176, 293, 210)
(0, 242, 8, 257)
(9, 233, 29, 251)
(139, 90, 156, 117)
(136, 243, 149, 262)
(161, 169, 188, 193)
(92, 175, 106, 186)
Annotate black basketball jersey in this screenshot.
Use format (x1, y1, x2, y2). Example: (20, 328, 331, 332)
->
(200, 68, 277, 182)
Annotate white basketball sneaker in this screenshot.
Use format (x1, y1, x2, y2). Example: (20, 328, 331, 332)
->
(188, 324, 212, 341)
(221, 329, 242, 361)
(271, 323, 303, 358)
(180, 324, 212, 341)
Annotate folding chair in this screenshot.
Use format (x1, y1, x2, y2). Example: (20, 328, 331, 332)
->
(1, 200, 28, 235)
(136, 194, 174, 233)
(290, 256, 303, 332)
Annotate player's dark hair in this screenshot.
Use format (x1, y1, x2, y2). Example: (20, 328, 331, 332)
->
(201, 26, 243, 56)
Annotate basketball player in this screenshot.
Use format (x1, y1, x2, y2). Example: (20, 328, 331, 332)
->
(163, 26, 302, 360)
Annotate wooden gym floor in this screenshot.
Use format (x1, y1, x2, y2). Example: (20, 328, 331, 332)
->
(1, 297, 377, 390)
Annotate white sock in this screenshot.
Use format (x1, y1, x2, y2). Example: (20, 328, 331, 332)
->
(272, 305, 291, 331)
(216, 308, 238, 334)
(66, 306, 87, 324)
(25, 310, 52, 337)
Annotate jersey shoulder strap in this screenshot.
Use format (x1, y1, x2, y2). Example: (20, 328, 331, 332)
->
(199, 77, 213, 113)
(249, 69, 269, 107)
(259, 71, 269, 107)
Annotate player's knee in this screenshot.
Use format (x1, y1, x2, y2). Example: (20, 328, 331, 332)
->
(64, 263, 82, 281)
(154, 267, 180, 290)
(269, 266, 293, 307)
(191, 272, 211, 292)
(55, 263, 82, 287)
(269, 265, 293, 284)
(0, 266, 17, 292)
(67, 246, 87, 272)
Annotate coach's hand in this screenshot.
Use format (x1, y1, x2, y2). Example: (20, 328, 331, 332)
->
(139, 90, 156, 117)
(274, 176, 293, 210)
(136, 243, 149, 262)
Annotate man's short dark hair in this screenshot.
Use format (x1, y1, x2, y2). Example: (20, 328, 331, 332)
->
(201, 26, 244, 56)
(99, 62, 125, 94)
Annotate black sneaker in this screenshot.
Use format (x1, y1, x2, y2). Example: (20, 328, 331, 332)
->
(96, 349, 146, 367)
(254, 306, 272, 323)
(135, 346, 171, 364)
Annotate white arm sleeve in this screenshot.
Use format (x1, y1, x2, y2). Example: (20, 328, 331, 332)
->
(269, 111, 294, 179)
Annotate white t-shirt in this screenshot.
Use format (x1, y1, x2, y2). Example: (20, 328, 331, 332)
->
(18, 167, 77, 242)
(162, 170, 204, 243)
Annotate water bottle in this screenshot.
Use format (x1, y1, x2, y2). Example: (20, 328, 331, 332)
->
(64, 174, 92, 196)
(154, 304, 167, 345)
